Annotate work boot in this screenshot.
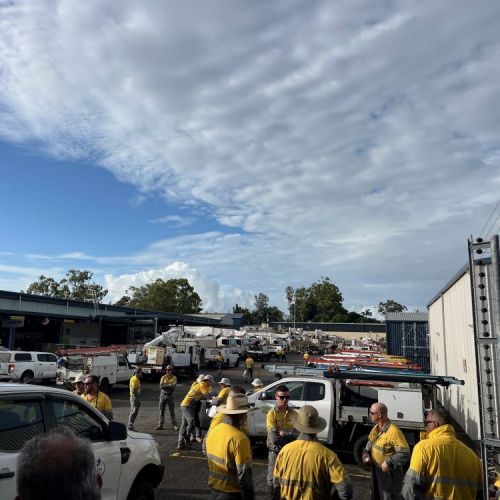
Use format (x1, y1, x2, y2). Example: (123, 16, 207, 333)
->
(173, 424, 179, 431)
(128, 425, 136, 431)
(177, 441, 187, 450)
(155, 424, 163, 430)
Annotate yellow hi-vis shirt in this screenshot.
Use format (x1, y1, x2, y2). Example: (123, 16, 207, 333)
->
(181, 380, 211, 407)
(129, 374, 141, 397)
(402, 424, 482, 500)
(81, 391, 112, 414)
(209, 411, 249, 434)
(266, 406, 297, 433)
(159, 373, 177, 388)
(245, 357, 254, 368)
(206, 422, 253, 494)
(367, 421, 409, 467)
(274, 438, 352, 500)
(216, 386, 230, 405)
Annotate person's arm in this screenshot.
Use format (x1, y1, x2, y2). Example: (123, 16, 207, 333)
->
(235, 437, 255, 500)
(102, 395, 114, 421)
(401, 444, 424, 500)
(386, 426, 410, 468)
(329, 453, 353, 500)
(362, 426, 377, 463)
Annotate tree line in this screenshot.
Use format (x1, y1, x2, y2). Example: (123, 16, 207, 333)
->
(24, 270, 408, 323)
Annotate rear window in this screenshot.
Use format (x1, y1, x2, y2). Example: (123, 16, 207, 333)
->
(14, 353, 32, 362)
(37, 353, 57, 362)
(0, 399, 45, 452)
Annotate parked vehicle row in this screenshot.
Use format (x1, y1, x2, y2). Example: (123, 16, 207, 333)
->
(0, 351, 58, 383)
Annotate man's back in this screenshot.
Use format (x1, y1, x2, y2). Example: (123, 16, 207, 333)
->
(403, 424, 481, 499)
(206, 422, 252, 494)
(274, 438, 352, 500)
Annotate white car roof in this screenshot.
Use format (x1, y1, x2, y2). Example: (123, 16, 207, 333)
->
(0, 382, 75, 395)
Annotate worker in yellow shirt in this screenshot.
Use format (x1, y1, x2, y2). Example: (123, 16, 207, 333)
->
(274, 405, 353, 499)
(303, 351, 310, 366)
(128, 368, 142, 431)
(362, 402, 410, 499)
(402, 408, 482, 499)
(245, 356, 254, 382)
(206, 393, 254, 499)
(156, 365, 178, 431)
(82, 375, 113, 420)
(178, 374, 215, 450)
(215, 351, 224, 375)
(266, 384, 298, 498)
(213, 378, 231, 406)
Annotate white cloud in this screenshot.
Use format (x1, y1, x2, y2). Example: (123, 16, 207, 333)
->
(149, 215, 193, 227)
(0, 1, 500, 312)
(104, 262, 254, 313)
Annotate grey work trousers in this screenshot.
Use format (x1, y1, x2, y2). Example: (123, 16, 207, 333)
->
(159, 392, 177, 426)
(267, 451, 277, 484)
(128, 396, 141, 427)
(178, 406, 196, 445)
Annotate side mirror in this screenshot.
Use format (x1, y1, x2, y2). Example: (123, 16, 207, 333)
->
(108, 421, 127, 441)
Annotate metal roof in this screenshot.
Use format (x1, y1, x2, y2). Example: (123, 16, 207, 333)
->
(386, 312, 428, 322)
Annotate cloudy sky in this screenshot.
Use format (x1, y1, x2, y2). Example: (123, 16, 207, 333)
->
(1, 0, 499, 315)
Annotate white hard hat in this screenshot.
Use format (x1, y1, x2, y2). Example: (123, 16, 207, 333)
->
(251, 378, 263, 387)
(74, 374, 86, 384)
(197, 374, 205, 382)
(219, 378, 231, 386)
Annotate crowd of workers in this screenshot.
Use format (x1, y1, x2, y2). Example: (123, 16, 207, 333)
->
(16, 354, 485, 499)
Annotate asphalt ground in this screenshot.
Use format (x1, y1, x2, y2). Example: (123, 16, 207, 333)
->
(109, 355, 372, 499)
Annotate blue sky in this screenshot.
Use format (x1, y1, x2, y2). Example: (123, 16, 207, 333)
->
(1, 0, 500, 314)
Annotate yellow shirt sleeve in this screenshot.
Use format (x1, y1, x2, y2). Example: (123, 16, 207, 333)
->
(266, 409, 277, 431)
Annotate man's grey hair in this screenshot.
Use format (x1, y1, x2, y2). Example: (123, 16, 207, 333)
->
(16, 428, 101, 500)
(427, 407, 450, 425)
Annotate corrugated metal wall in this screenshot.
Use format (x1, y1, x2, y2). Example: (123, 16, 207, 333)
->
(428, 271, 480, 441)
(386, 320, 430, 371)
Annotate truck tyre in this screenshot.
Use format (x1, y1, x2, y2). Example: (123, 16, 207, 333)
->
(352, 434, 370, 469)
(20, 370, 34, 383)
(127, 479, 154, 500)
(100, 377, 110, 393)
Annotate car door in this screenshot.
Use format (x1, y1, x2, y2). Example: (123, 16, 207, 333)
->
(36, 353, 57, 379)
(0, 395, 46, 499)
(248, 380, 306, 437)
(303, 381, 331, 441)
(47, 395, 122, 500)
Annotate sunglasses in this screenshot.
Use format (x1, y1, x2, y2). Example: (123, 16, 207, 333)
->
(277, 395, 290, 400)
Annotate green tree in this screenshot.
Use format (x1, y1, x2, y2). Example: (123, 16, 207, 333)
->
(233, 304, 256, 325)
(307, 277, 347, 322)
(254, 293, 270, 324)
(127, 278, 202, 313)
(25, 269, 107, 302)
(378, 299, 407, 315)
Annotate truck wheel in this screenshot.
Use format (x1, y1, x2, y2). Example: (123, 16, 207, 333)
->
(100, 378, 110, 393)
(127, 479, 154, 500)
(352, 434, 370, 469)
(20, 370, 34, 383)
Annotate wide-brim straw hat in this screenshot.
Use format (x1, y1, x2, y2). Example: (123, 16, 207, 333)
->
(74, 374, 86, 384)
(290, 405, 327, 434)
(251, 378, 263, 387)
(217, 394, 252, 415)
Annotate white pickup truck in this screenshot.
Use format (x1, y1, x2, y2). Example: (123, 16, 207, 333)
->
(204, 347, 240, 369)
(56, 352, 135, 393)
(202, 369, 463, 466)
(0, 351, 58, 383)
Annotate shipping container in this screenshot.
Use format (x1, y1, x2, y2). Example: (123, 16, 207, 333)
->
(385, 312, 429, 372)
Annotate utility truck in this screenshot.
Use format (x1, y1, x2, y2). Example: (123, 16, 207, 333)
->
(56, 347, 135, 393)
(202, 367, 463, 466)
(204, 347, 240, 368)
(134, 327, 201, 378)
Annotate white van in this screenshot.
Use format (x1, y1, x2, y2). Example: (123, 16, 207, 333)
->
(0, 351, 57, 383)
(0, 383, 164, 499)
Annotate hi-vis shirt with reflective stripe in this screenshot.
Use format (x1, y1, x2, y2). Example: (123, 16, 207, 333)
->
(402, 424, 482, 500)
(367, 421, 409, 467)
(266, 407, 296, 432)
(206, 422, 253, 494)
(209, 412, 249, 434)
(274, 438, 353, 500)
(181, 381, 211, 407)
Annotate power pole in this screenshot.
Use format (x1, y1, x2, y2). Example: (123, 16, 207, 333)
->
(469, 235, 500, 499)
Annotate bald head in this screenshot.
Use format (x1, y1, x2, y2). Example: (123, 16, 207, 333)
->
(371, 403, 388, 417)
